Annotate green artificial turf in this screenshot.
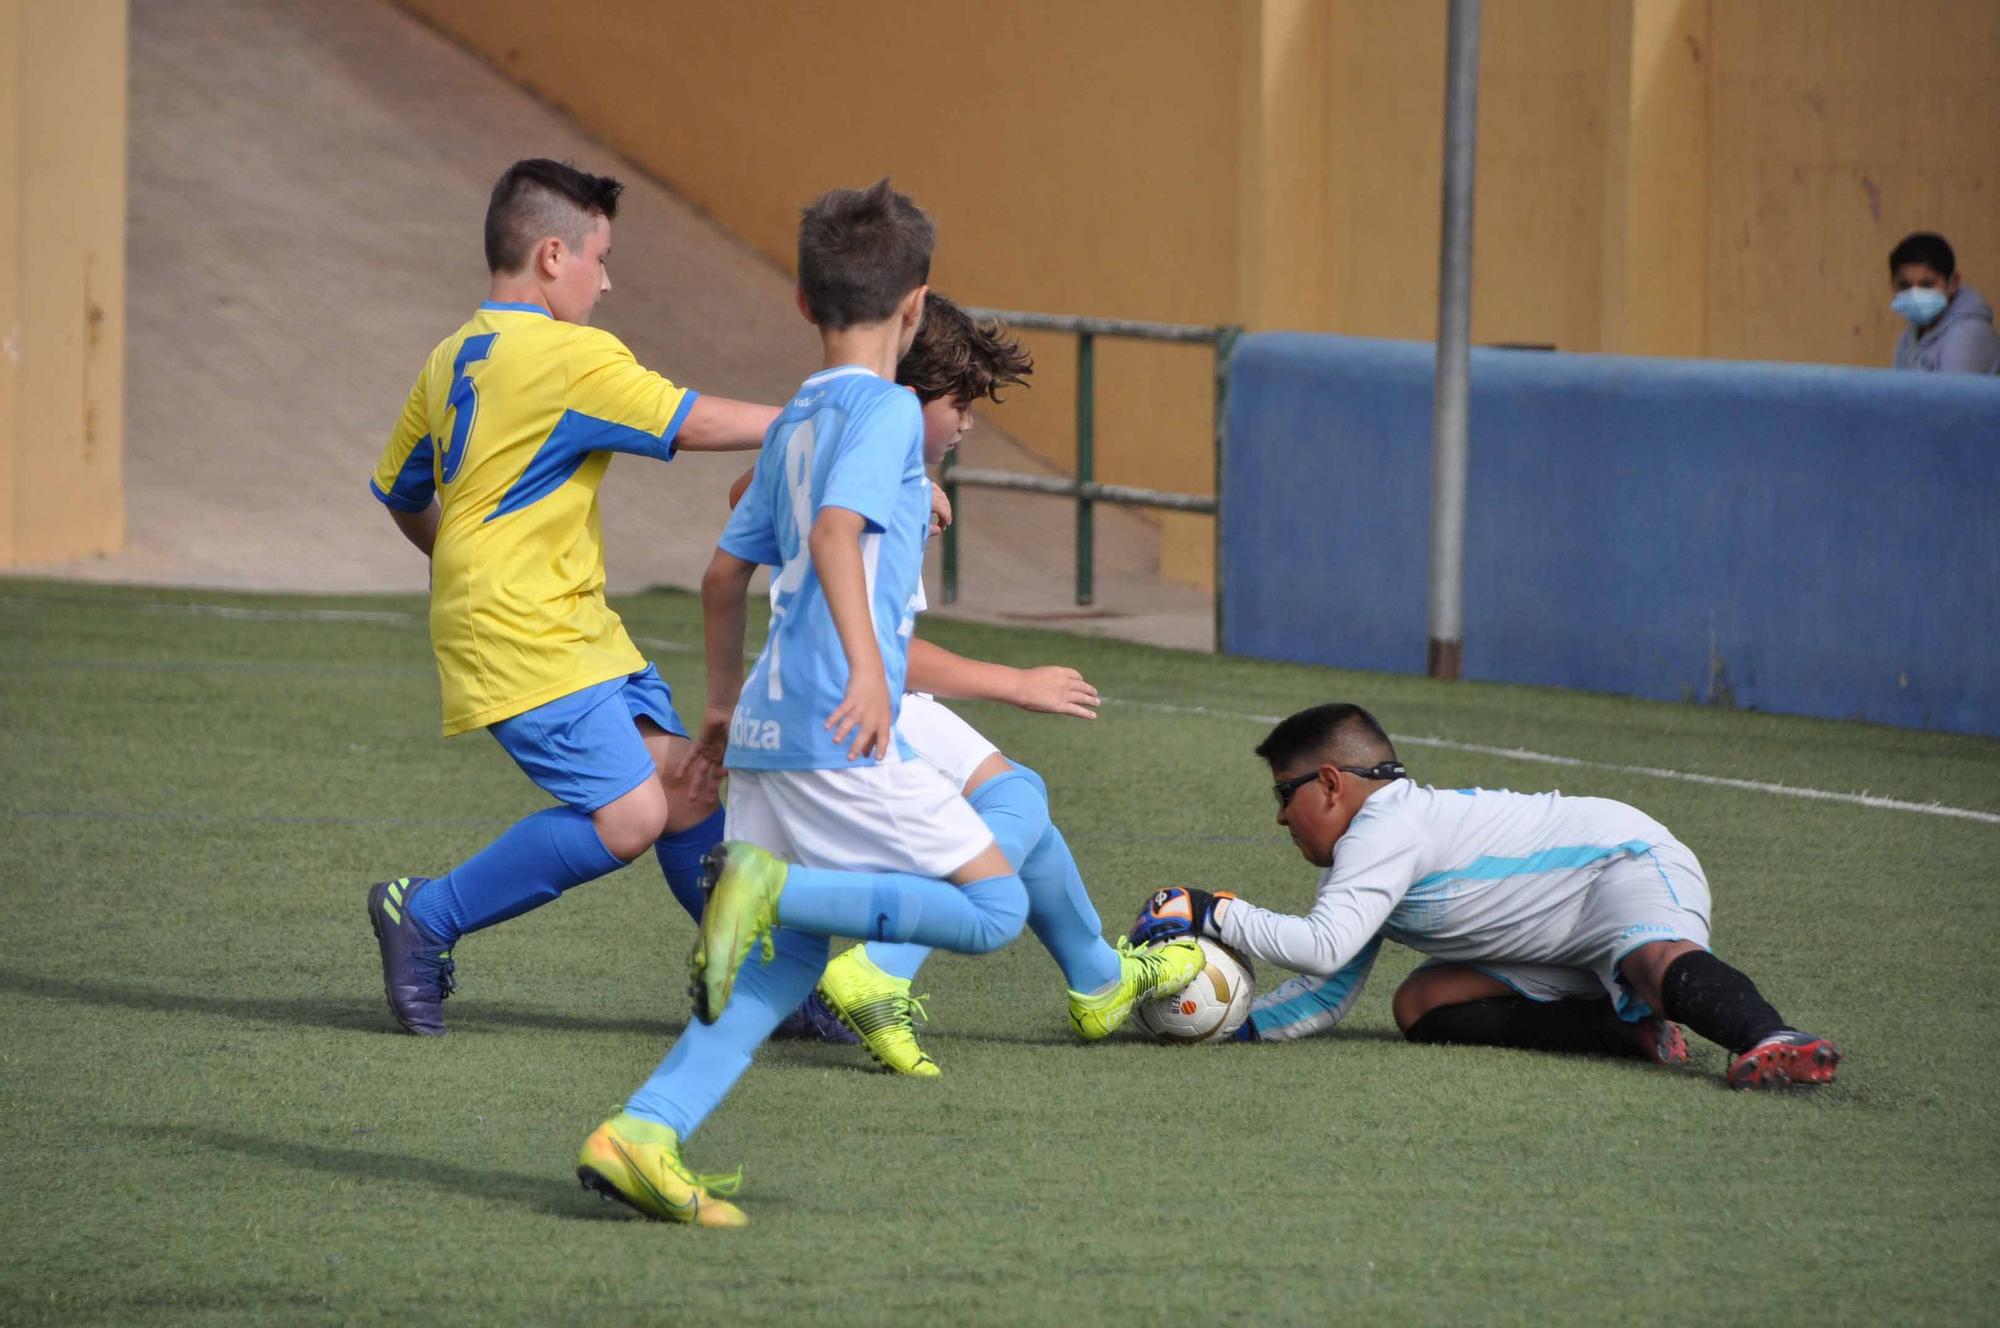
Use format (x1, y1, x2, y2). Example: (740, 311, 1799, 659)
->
(2, 579, 1996, 1325)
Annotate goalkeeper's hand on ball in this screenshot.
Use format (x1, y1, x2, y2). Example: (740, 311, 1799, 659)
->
(1129, 887, 1235, 946)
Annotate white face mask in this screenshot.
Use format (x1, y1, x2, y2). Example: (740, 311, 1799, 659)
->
(1891, 287, 1949, 326)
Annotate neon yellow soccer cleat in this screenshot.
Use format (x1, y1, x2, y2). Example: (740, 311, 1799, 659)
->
(576, 1112, 747, 1228)
(817, 946, 940, 1078)
(690, 842, 787, 1024)
(1068, 937, 1206, 1040)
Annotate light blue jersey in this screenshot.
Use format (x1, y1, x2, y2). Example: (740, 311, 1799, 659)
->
(718, 365, 929, 770)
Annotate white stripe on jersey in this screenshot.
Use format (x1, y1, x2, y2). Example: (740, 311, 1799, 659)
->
(1216, 782, 1675, 978)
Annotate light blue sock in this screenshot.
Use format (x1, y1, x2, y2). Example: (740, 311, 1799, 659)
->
(625, 927, 829, 1137)
(653, 807, 725, 923)
(864, 766, 1052, 981)
(777, 866, 1027, 954)
(408, 805, 625, 944)
(857, 940, 931, 981)
(858, 941, 931, 981)
(1022, 824, 1121, 993)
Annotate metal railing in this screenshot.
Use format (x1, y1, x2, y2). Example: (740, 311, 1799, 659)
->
(941, 308, 1242, 649)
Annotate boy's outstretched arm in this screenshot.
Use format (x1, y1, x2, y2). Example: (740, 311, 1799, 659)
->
(810, 506, 894, 761)
(905, 638, 1099, 719)
(674, 396, 781, 452)
(388, 501, 439, 556)
(1134, 833, 1419, 977)
(682, 547, 759, 794)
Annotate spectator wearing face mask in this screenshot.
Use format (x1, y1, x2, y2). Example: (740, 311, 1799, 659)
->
(1888, 231, 2000, 374)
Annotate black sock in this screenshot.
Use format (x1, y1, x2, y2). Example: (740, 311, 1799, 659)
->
(1657, 950, 1787, 1054)
(1404, 996, 1645, 1060)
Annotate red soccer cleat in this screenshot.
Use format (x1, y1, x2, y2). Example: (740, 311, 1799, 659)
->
(1727, 1030, 1841, 1089)
(1636, 1017, 1689, 1066)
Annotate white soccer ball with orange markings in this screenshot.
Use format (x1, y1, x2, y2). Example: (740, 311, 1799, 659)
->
(1137, 938, 1255, 1043)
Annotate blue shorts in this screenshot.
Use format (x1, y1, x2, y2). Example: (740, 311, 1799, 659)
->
(488, 664, 688, 813)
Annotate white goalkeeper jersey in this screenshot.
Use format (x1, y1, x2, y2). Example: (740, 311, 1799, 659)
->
(1217, 781, 1677, 980)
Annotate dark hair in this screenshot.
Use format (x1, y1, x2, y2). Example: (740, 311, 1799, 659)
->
(896, 294, 1033, 405)
(797, 179, 935, 330)
(484, 159, 623, 274)
(1888, 232, 1955, 279)
(1255, 703, 1397, 771)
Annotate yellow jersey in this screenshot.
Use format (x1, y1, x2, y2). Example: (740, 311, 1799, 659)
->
(371, 301, 697, 735)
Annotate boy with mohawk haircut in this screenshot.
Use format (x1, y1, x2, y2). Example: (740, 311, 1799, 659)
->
(814, 293, 1206, 1075)
(364, 159, 776, 1037)
(576, 182, 1045, 1227)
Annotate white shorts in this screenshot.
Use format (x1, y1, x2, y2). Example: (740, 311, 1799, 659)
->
(1421, 837, 1714, 1019)
(724, 763, 995, 878)
(896, 693, 1001, 793)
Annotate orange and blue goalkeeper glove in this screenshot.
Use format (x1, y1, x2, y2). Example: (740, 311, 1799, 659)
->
(1128, 887, 1236, 947)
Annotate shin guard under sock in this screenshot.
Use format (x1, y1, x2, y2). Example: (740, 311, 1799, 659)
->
(1021, 825, 1120, 993)
(1404, 997, 1647, 1059)
(1657, 949, 1787, 1054)
(411, 805, 626, 943)
(654, 807, 726, 924)
(624, 927, 829, 1137)
(776, 867, 1029, 954)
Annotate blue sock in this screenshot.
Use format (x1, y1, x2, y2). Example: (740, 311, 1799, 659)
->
(1022, 825, 1121, 993)
(408, 805, 625, 944)
(654, 807, 724, 924)
(777, 865, 1027, 954)
(864, 766, 1052, 981)
(625, 927, 829, 1137)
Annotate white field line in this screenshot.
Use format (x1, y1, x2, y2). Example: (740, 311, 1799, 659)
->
(1103, 697, 2000, 827)
(10, 594, 1991, 825)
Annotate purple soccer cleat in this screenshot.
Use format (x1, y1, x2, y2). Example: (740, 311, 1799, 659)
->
(367, 876, 456, 1036)
(770, 990, 858, 1044)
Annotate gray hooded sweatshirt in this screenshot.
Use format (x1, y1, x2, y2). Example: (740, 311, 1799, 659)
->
(1893, 282, 2000, 373)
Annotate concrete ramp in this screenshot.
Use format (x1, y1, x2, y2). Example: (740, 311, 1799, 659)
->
(22, 0, 1209, 649)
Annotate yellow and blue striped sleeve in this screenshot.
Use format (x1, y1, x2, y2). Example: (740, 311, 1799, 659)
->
(561, 330, 698, 462)
(370, 372, 437, 512)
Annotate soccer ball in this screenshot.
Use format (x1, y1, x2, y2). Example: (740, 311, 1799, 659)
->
(1136, 938, 1254, 1043)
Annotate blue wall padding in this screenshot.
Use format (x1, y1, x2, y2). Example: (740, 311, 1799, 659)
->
(1222, 333, 2000, 736)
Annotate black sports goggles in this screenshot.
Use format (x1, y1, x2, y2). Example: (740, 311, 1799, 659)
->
(1272, 761, 1408, 807)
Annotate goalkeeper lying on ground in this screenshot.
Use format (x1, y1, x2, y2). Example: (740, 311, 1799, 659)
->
(1129, 702, 1841, 1090)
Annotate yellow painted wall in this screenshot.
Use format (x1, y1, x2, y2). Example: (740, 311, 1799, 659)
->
(0, 0, 127, 567)
(399, 0, 1999, 590)
(403, 0, 1239, 585)
(1707, 0, 2000, 366)
(1317, 0, 1615, 351)
(0, 3, 16, 566)
(1602, 0, 1711, 358)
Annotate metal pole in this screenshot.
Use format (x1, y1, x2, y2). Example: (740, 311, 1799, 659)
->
(1211, 326, 1240, 653)
(1428, 0, 1480, 680)
(1075, 331, 1095, 606)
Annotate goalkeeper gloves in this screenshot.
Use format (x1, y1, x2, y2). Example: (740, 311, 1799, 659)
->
(1129, 887, 1236, 947)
